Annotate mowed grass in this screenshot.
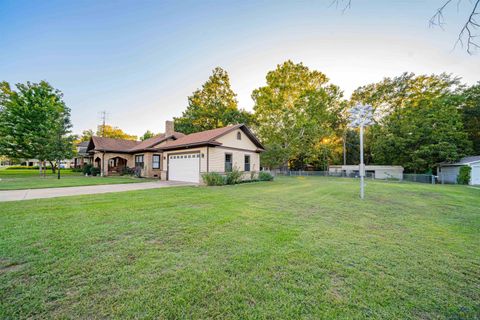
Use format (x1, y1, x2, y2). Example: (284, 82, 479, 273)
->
(0, 177, 479, 319)
(0, 169, 151, 190)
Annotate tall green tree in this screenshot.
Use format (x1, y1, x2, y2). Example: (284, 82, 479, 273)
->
(140, 130, 157, 141)
(459, 83, 480, 154)
(174, 67, 252, 134)
(0, 81, 74, 176)
(76, 129, 94, 142)
(351, 73, 472, 172)
(252, 60, 343, 169)
(48, 111, 75, 179)
(96, 125, 137, 140)
(76, 125, 137, 143)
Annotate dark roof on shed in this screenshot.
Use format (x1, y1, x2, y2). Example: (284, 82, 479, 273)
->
(439, 155, 480, 166)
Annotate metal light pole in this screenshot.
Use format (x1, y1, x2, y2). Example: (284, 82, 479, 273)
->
(348, 104, 373, 200)
(359, 123, 365, 199)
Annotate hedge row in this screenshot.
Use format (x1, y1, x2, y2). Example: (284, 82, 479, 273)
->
(201, 170, 274, 186)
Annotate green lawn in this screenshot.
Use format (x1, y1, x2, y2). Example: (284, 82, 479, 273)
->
(0, 169, 152, 190)
(1, 177, 479, 319)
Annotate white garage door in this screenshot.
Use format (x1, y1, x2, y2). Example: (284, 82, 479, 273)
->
(168, 153, 200, 183)
(472, 166, 480, 185)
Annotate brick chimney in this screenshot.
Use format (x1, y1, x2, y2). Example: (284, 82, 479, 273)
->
(165, 120, 174, 136)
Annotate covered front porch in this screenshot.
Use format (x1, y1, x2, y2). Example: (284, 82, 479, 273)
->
(107, 156, 128, 175)
(93, 154, 131, 176)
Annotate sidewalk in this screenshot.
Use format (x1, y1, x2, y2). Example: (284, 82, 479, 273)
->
(0, 181, 195, 202)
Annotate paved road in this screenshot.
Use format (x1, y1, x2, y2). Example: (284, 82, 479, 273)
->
(0, 181, 196, 202)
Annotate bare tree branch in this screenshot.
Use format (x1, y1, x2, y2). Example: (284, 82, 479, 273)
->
(329, 0, 352, 14)
(430, 0, 480, 54)
(429, 0, 455, 29)
(455, 0, 480, 54)
(333, 0, 480, 54)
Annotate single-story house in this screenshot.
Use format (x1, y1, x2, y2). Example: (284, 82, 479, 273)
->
(22, 159, 74, 169)
(22, 159, 41, 167)
(329, 165, 404, 180)
(86, 121, 265, 183)
(73, 141, 91, 168)
(437, 156, 480, 185)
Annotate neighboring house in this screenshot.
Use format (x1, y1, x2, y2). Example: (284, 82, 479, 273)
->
(438, 156, 480, 185)
(21, 159, 73, 169)
(0, 157, 13, 167)
(329, 165, 404, 180)
(73, 141, 92, 168)
(22, 159, 41, 167)
(86, 121, 265, 183)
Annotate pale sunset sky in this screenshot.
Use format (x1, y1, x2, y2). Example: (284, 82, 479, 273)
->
(1, 0, 479, 136)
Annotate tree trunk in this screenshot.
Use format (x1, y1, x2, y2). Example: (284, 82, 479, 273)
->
(57, 160, 61, 179)
(49, 161, 56, 173)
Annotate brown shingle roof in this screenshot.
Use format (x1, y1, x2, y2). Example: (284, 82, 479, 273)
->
(160, 124, 265, 151)
(160, 125, 239, 149)
(89, 136, 140, 152)
(129, 132, 185, 152)
(87, 125, 264, 153)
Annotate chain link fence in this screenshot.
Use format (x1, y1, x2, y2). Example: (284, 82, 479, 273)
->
(268, 170, 438, 184)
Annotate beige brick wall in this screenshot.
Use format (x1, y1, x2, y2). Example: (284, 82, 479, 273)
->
(134, 152, 163, 178)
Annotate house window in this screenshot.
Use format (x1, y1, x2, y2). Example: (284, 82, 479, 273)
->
(225, 153, 232, 172)
(152, 154, 160, 169)
(237, 132, 241, 140)
(244, 155, 250, 172)
(135, 155, 144, 168)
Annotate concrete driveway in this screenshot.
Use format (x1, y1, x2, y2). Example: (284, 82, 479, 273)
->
(0, 181, 196, 202)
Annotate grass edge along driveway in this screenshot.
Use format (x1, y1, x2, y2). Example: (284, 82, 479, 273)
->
(0, 169, 154, 190)
(1, 176, 479, 319)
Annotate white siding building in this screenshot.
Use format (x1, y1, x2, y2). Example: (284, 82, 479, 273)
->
(329, 165, 404, 180)
(438, 156, 480, 185)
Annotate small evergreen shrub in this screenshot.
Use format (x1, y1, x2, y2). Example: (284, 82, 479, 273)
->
(457, 166, 471, 185)
(202, 172, 225, 186)
(71, 167, 83, 172)
(134, 167, 142, 178)
(121, 166, 135, 176)
(259, 171, 274, 181)
(90, 167, 101, 176)
(225, 168, 242, 185)
(82, 164, 93, 175)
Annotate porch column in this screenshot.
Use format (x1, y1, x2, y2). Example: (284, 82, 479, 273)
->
(102, 152, 108, 177)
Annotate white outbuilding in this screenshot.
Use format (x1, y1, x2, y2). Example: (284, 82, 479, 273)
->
(328, 165, 404, 180)
(437, 156, 480, 185)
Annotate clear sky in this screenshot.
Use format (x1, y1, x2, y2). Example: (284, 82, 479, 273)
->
(1, 0, 479, 137)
